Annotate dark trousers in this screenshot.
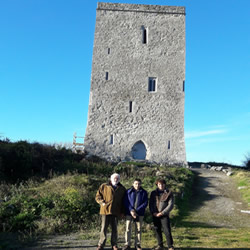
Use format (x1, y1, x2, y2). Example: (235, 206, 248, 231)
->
(153, 216, 173, 248)
(98, 215, 118, 247)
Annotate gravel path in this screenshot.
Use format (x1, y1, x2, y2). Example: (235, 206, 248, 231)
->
(188, 167, 250, 228)
(22, 168, 250, 249)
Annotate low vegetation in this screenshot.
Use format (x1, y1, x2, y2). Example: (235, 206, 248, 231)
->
(0, 139, 249, 249)
(233, 169, 250, 206)
(0, 139, 194, 248)
(0, 166, 193, 233)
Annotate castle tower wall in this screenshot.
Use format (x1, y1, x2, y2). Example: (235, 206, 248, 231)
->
(84, 2, 186, 165)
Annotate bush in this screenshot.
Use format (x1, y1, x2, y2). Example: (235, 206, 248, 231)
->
(0, 139, 84, 182)
(244, 153, 250, 169)
(0, 172, 112, 233)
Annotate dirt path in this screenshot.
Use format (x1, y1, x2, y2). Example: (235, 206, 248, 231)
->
(188, 168, 250, 228)
(22, 168, 250, 249)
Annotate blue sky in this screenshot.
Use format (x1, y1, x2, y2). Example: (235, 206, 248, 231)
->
(0, 0, 249, 166)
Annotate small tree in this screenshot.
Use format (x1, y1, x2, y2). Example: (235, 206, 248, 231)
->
(243, 153, 250, 169)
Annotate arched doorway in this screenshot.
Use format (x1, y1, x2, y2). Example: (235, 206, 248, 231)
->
(131, 141, 147, 160)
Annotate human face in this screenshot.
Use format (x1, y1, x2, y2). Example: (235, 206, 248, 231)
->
(113, 176, 119, 184)
(111, 175, 120, 186)
(157, 182, 165, 191)
(133, 181, 141, 190)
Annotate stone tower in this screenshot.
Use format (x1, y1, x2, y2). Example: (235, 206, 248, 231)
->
(84, 2, 186, 165)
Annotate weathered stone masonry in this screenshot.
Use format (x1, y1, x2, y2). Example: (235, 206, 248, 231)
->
(84, 2, 187, 165)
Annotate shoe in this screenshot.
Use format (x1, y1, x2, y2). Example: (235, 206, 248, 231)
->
(122, 246, 130, 250)
(168, 247, 175, 250)
(154, 246, 163, 250)
(113, 246, 119, 250)
(123, 246, 130, 250)
(97, 246, 104, 250)
(136, 245, 142, 250)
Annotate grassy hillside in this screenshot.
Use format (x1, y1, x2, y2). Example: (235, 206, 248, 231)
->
(0, 164, 193, 234)
(1, 140, 249, 249)
(0, 140, 194, 248)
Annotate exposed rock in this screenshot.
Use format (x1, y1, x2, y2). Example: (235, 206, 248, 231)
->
(215, 166, 223, 171)
(241, 210, 250, 214)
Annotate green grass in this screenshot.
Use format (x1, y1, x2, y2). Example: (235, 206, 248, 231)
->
(172, 227, 250, 248)
(139, 224, 250, 248)
(233, 169, 250, 205)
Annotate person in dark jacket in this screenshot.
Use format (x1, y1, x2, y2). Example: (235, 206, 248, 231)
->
(149, 179, 174, 250)
(96, 173, 126, 250)
(123, 178, 148, 250)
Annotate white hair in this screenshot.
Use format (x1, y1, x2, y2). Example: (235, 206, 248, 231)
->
(110, 173, 120, 182)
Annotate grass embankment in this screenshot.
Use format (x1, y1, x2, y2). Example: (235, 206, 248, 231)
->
(233, 169, 250, 206)
(0, 160, 193, 249)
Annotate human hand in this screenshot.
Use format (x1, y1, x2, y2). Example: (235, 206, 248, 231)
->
(131, 211, 137, 218)
(156, 212, 163, 217)
(102, 202, 105, 206)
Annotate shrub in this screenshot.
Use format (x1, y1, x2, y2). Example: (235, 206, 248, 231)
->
(243, 153, 250, 169)
(0, 139, 84, 182)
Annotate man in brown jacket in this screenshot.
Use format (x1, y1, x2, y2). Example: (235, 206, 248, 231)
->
(96, 173, 126, 250)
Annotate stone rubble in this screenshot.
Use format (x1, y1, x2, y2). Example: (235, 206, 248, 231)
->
(200, 163, 233, 176)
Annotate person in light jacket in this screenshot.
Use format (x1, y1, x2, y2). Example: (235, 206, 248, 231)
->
(149, 179, 175, 250)
(95, 173, 126, 250)
(123, 178, 148, 250)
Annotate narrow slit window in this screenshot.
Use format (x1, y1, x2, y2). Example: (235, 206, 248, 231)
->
(168, 140, 171, 150)
(183, 80, 185, 92)
(108, 48, 110, 54)
(142, 26, 147, 44)
(106, 72, 109, 80)
(110, 134, 114, 145)
(129, 101, 133, 113)
(148, 77, 157, 92)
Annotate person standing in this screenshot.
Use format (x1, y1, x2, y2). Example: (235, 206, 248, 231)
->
(149, 179, 175, 250)
(96, 173, 126, 250)
(123, 178, 148, 250)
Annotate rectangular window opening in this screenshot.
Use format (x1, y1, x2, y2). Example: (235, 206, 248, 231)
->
(142, 26, 147, 44)
(110, 134, 114, 145)
(143, 29, 147, 44)
(129, 101, 133, 113)
(183, 80, 185, 92)
(148, 77, 157, 92)
(168, 140, 171, 150)
(106, 72, 109, 80)
(108, 48, 110, 54)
